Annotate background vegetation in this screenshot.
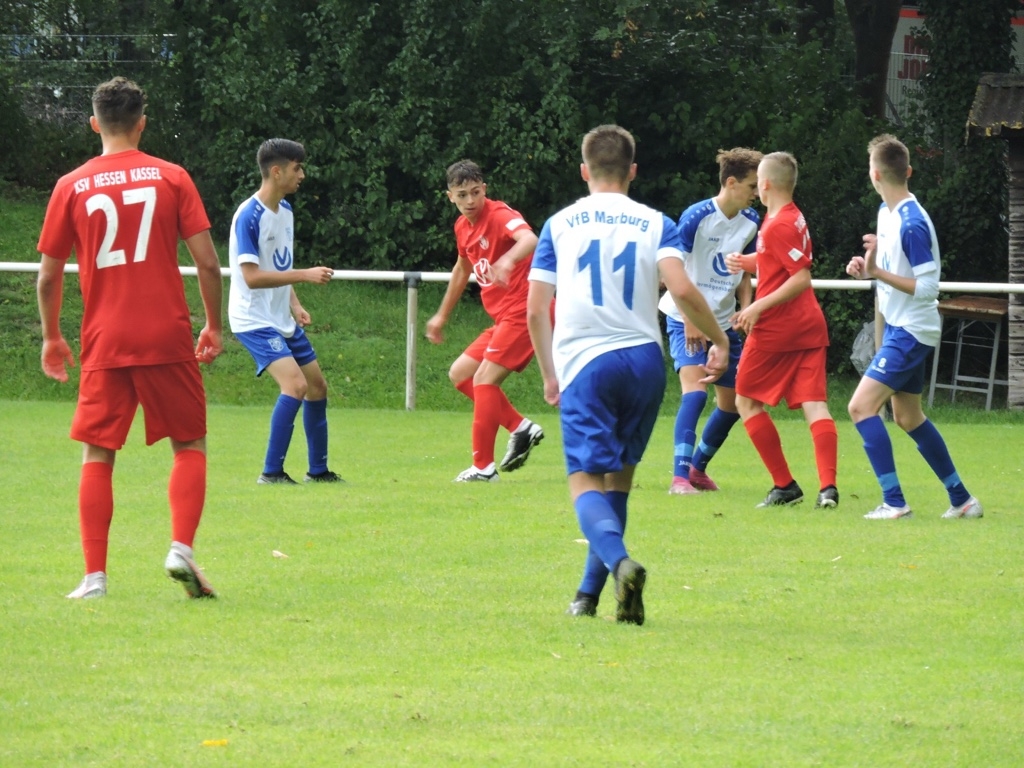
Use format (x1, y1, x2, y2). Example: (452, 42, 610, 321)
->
(0, 0, 1019, 374)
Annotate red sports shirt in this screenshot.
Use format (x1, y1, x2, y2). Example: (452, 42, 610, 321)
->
(37, 149, 212, 371)
(747, 202, 828, 352)
(454, 197, 534, 324)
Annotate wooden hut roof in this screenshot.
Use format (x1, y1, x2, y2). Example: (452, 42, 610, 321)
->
(968, 73, 1024, 139)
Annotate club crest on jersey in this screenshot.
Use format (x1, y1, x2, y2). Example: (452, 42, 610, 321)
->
(268, 337, 285, 353)
(473, 258, 494, 287)
(478, 236, 490, 250)
(273, 247, 293, 271)
(712, 252, 731, 277)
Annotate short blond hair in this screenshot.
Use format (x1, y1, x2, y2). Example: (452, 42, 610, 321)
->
(868, 134, 910, 185)
(582, 125, 635, 182)
(759, 152, 798, 193)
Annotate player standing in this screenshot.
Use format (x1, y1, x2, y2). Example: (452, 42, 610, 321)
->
(228, 139, 342, 485)
(846, 134, 982, 520)
(426, 160, 545, 482)
(726, 152, 839, 509)
(37, 76, 222, 599)
(527, 125, 729, 624)
(660, 148, 761, 495)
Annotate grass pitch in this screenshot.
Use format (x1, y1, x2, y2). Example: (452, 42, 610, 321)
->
(2, 401, 1022, 766)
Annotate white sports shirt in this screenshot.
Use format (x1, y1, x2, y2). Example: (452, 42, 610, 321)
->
(530, 191, 684, 390)
(875, 194, 941, 346)
(228, 195, 298, 336)
(657, 197, 760, 329)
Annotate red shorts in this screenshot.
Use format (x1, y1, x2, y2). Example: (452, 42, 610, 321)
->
(464, 319, 535, 373)
(71, 361, 207, 450)
(735, 346, 827, 409)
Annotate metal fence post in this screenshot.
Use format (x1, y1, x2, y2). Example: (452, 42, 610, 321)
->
(404, 272, 421, 411)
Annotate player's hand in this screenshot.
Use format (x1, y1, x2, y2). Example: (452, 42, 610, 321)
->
(293, 307, 312, 327)
(542, 375, 560, 407)
(698, 343, 728, 384)
(724, 252, 744, 275)
(306, 266, 334, 285)
(862, 234, 878, 275)
(195, 326, 224, 365)
(846, 255, 868, 279)
(684, 325, 707, 355)
(41, 337, 75, 382)
(490, 256, 513, 288)
(425, 314, 445, 344)
(732, 303, 761, 335)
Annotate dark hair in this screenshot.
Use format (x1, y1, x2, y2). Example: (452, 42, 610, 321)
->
(446, 159, 484, 188)
(581, 125, 635, 182)
(717, 147, 763, 187)
(92, 77, 145, 135)
(868, 134, 910, 185)
(257, 138, 306, 178)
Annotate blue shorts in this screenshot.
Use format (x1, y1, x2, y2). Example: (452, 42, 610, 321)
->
(666, 318, 743, 389)
(560, 342, 666, 475)
(235, 326, 317, 376)
(865, 324, 932, 394)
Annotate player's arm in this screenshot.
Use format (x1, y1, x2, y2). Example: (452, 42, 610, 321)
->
(290, 286, 311, 327)
(425, 256, 472, 344)
(724, 252, 757, 275)
(852, 231, 933, 299)
(36, 254, 76, 382)
(184, 229, 224, 364)
(239, 261, 333, 289)
(660, 258, 728, 350)
(732, 267, 811, 336)
(491, 228, 539, 287)
(737, 272, 753, 311)
(526, 278, 559, 406)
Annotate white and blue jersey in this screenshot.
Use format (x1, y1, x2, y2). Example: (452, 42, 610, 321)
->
(657, 198, 759, 329)
(529, 192, 684, 390)
(875, 194, 941, 347)
(228, 195, 298, 336)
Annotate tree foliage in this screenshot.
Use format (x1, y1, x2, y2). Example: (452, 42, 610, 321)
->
(3, 0, 1014, 372)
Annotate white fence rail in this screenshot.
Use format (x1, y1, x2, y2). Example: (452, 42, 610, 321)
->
(3, 261, 1022, 409)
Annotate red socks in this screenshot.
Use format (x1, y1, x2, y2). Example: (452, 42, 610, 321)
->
(79, 462, 114, 574)
(810, 418, 838, 490)
(169, 449, 206, 548)
(744, 411, 794, 488)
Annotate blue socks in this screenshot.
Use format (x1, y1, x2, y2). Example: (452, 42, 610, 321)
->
(577, 490, 629, 598)
(673, 391, 707, 477)
(855, 415, 906, 507)
(264, 395, 302, 474)
(692, 408, 740, 472)
(303, 398, 329, 475)
(908, 419, 970, 506)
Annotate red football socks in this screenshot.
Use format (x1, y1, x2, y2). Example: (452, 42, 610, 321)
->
(744, 411, 795, 488)
(169, 449, 206, 548)
(79, 462, 114, 574)
(810, 418, 838, 490)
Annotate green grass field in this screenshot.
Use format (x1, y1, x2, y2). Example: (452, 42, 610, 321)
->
(3, 401, 1023, 766)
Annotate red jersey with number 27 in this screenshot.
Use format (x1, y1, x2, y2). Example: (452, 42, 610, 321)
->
(747, 202, 828, 352)
(37, 149, 212, 371)
(454, 197, 534, 324)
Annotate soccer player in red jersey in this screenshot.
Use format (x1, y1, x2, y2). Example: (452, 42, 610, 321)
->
(725, 152, 839, 509)
(426, 160, 545, 482)
(36, 77, 223, 599)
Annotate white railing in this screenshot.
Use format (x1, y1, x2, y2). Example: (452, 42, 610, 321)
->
(3, 261, 1022, 409)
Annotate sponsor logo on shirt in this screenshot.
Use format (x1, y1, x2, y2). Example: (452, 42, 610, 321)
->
(273, 247, 293, 271)
(473, 258, 494, 287)
(712, 252, 730, 277)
